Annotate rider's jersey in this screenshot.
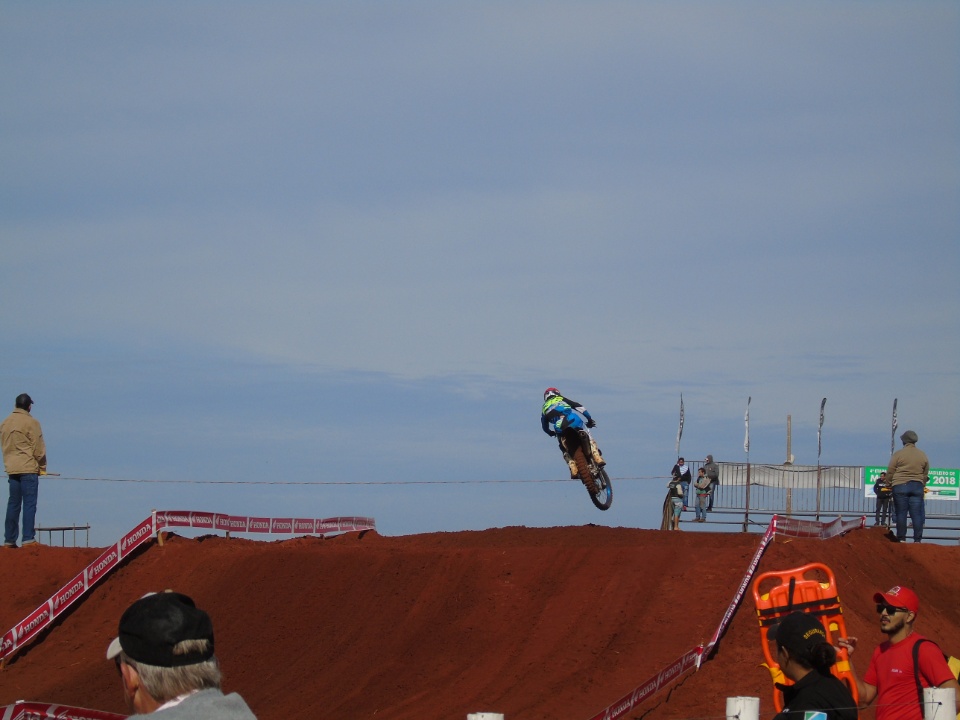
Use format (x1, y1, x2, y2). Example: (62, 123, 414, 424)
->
(541, 395, 593, 436)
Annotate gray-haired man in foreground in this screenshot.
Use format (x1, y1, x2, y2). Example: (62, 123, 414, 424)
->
(107, 591, 257, 719)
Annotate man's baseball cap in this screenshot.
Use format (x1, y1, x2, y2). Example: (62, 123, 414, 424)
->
(767, 611, 828, 656)
(106, 592, 215, 667)
(873, 586, 919, 614)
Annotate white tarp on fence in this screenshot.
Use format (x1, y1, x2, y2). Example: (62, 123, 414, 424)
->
(719, 463, 861, 489)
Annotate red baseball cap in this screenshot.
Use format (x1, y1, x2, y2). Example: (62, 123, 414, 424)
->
(874, 586, 919, 614)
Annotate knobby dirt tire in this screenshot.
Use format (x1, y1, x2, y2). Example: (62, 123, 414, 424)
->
(590, 466, 613, 511)
(572, 447, 594, 493)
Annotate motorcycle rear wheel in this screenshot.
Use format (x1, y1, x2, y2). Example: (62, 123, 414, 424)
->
(589, 466, 613, 511)
(572, 447, 613, 511)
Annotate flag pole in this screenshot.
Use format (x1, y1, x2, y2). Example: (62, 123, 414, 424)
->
(891, 398, 898, 457)
(675, 393, 684, 459)
(816, 397, 826, 520)
(743, 397, 751, 532)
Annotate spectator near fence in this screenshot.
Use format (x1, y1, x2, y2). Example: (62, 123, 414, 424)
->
(694, 468, 710, 523)
(874, 472, 893, 528)
(665, 476, 684, 531)
(2, 393, 47, 548)
(703, 454, 719, 511)
(886, 431, 929, 543)
(671, 457, 692, 509)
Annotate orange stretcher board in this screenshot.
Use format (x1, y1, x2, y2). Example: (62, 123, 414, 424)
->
(752, 562, 859, 712)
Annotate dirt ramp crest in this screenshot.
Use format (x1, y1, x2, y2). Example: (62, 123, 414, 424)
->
(2, 526, 958, 720)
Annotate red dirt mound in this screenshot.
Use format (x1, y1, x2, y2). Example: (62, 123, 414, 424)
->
(1, 526, 958, 720)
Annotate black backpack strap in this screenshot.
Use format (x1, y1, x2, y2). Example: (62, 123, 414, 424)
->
(913, 638, 948, 707)
(914, 638, 927, 707)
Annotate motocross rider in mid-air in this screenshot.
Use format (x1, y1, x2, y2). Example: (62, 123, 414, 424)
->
(541, 387, 606, 479)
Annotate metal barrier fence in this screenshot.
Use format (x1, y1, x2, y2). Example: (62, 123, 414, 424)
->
(36, 523, 91, 547)
(688, 462, 960, 544)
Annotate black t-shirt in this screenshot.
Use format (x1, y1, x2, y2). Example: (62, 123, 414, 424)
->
(773, 671, 858, 720)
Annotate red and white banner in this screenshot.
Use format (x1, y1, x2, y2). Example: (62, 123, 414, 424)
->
(0, 701, 126, 720)
(705, 518, 777, 652)
(1, 516, 154, 664)
(585, 647, 701, 720)
(1, 512, 375, 666)
(152, 511, 375, 537)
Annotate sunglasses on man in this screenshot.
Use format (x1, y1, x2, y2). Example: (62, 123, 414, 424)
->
(876, 602, 910, 615)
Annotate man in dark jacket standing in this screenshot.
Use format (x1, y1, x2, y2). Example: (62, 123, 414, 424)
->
(1, 393, 46, 548)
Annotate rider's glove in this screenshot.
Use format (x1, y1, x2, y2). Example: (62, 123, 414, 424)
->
(547, 430, 556, 437)
(586, 419, 596, 428)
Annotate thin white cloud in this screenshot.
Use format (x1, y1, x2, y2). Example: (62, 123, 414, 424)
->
(1, 2, 957, 542)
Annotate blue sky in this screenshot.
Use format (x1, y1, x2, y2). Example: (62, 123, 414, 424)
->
(2, 2, 957, 546)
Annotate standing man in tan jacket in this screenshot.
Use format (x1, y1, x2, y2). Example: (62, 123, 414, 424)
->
(886, 430, 929, 543)
(1, 393, 47, 548)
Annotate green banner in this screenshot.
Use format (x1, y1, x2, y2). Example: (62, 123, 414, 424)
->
(865, 466, 959, 500)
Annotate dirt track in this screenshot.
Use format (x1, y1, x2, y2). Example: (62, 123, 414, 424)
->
(2, 525, 958, 720)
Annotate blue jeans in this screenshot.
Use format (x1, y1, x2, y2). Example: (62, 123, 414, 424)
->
(5, 474, 39, 545)
(892, 481, 924, 542)
(695, 495, 708, 520)
(679, 480, 690, 507)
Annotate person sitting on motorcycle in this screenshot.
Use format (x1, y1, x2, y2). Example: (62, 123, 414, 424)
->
(541, 387, 606, 479)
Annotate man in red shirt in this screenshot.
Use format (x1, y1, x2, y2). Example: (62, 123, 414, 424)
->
(839, 586, 959, 720)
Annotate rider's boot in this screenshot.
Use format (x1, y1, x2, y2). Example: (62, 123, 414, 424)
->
(562, 453, 578, 479)
(590, 439, 606, 467)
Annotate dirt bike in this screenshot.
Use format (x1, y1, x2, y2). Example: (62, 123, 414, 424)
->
(559, 426, 613, 510)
